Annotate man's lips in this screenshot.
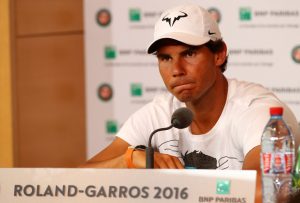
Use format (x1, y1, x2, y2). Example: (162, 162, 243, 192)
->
(170, 79, 195, 91)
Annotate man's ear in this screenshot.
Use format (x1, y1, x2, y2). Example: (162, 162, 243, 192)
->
(215, 43, 227, 66)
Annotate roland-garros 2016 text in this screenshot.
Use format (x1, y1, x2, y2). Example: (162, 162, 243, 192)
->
(13, 184, 189, 200)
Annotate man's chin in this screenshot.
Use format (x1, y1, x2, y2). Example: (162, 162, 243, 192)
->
(175, 94, 193, 103)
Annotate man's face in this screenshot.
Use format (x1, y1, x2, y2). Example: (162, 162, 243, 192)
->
(156, 43, 220, 103)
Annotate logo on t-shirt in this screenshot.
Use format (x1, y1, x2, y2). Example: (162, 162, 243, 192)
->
(182, 151, 217, 169)
(182, 150, 243, 169)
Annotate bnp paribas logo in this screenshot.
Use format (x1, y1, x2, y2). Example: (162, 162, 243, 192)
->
(129, 8, 141, 22)
(239, 7, 252, 21)
(106, 120, 118, 134)
(131, 83, 143, 96)
(216, 179, 231, 195)
(105, 46, 117, 59)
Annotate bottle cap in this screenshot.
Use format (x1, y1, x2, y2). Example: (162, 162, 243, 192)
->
(270, 107, 283, 116)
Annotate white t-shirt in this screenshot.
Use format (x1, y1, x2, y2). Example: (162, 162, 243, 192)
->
(117, 79, 299, 170)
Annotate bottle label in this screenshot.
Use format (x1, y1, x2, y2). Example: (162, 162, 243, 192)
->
(262, 153, 271, 173)
(285, 153, 294, 173)
(273, 153, 285, 173)
(262, 152, 294, 174)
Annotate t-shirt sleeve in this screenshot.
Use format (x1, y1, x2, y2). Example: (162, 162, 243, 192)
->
(116, 103, 154, 147)
(237, 105, 270, 156)
(115, 96, 174, 147)
(230, 81, 299, 158)
(235, 98, 297, 157)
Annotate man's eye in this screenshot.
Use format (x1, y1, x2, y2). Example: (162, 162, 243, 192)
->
(185, 50, 196, 57)
(158, 55, 171, 61)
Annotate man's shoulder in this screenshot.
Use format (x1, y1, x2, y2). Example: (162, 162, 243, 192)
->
(228, 78, 270, 95)
(225, 78, 285, 120)
(227, 78, 278, 105)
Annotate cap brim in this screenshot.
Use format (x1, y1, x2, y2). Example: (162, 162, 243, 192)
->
(147, 33, 211, 54)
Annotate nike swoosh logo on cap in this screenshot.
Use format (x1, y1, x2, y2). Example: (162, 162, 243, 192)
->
(208, 30, 216, 35)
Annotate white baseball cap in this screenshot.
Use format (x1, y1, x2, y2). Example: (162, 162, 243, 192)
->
(147, 4, 222, 54)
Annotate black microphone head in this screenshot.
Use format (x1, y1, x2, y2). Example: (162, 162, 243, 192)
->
(171, 107, 193, 129)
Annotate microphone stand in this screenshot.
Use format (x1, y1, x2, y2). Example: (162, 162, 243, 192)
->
(146, 125, 173, 169)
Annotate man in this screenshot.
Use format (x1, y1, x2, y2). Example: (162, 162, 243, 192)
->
(83, 4, 300, 202)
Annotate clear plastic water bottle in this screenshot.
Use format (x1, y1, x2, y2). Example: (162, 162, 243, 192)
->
(261, 107, 295, 203)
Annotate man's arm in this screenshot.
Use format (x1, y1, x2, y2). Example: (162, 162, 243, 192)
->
(80, 137, 183, 169)
(242, 145, 262, 203)
(80, 137, 130, 168)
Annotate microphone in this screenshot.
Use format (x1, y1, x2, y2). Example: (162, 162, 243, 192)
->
(146, 107, 193, 169)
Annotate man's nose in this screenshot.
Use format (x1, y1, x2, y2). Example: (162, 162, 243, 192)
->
(172, 58, 186, 77)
